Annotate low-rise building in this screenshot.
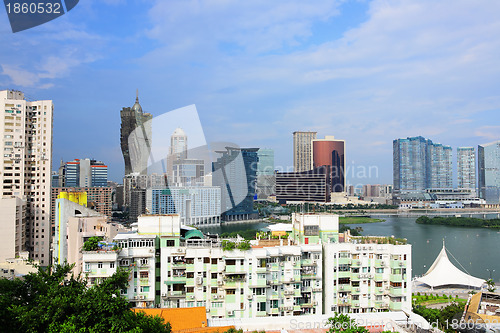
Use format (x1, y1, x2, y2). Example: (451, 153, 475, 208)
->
(81, 213, 412, 318)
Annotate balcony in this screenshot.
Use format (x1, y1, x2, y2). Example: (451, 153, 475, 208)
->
(351, 260, 361, 267)
(165, 276, 186, 284)
(374, 301, 389, 309)
(337, 271, 351, 279)
(301, 259, 317, 266)
(338, 258, 351, 265)
(338, 285, 351, 292)
(390, 260, 406, 269)
(166, 290, 186, 298)
(301, 286, 312, 293)
(255, 266, 267, 273)
(172, 262, 186, 269)
(390, 274, 403, 283)
(249, 279, 267, 288)
(390, 302, 402, 311)
(139, 278, 149, 286)
(389, 287, 403, 296)
(269, 308, 279, 315)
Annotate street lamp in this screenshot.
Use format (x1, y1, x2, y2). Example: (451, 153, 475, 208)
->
(487, 269, 495, 280)
(423, 265, 426, 276)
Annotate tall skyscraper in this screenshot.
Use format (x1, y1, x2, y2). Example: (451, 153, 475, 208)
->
(293, 131, 317, 172)
(57, 158, 108, 187)
(393, 136, 427, 191)
(478, 141, 500, 204)
(256, 148, 275, 199)
(393, 136, 452, 192)
(170, 127, 187, 160)
(212, 147, 259, 221)
(457, 147, 476, 190)
(426, 142, 453, 189)
(312, 136, 345, 193)
(120, 91, 152, 175)
(0, 90, 52, 264)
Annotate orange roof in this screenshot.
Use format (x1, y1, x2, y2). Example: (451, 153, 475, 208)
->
(133, 307, 233, 333)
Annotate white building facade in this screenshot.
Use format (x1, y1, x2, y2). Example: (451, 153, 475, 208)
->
(0, 90, 53, 265)
(82, 213, 412, 318)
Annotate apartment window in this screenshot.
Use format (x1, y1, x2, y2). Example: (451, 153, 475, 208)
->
(110, 262, 115, 269)
(97, 262, 103, 268)
(257, 302, 266, 312)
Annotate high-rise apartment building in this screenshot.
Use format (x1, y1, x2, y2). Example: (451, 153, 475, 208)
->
(426, 142, 453, 189)
(393, 136, 452, 192)
(457, 147, 476, 191)
(57, 158, 108, 187)
(293, 131, 317, 173)
(0, 90, 53, 265)
(478, 141, 500, 204)
(120, 91, 152, 175)
(256, 148, 275, 200)
(393, 137, 428, 192)
(212, 147, 259, 221)
(312, 136, 346, 193)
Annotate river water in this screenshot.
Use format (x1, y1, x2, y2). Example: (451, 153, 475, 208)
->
(200, 215, 500, 282)
(353, 215, 500, 282)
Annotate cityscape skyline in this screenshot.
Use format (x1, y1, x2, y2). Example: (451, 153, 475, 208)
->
(0, 1, 499, 184)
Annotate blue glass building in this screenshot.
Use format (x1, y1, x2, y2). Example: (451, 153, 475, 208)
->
(478, 141, 500, 204)
(393, 136, 452, 192)
(212, 147, 259, 221)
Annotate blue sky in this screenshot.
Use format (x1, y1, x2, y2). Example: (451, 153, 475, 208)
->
(1, 0, 500, 185)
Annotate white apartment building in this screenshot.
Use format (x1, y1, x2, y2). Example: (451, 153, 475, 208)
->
(82, 213, 412, 318)
(0, 90, 53, 265)
(83, 233, 157, 308)
(324, 241, 412, 314)
(0, 196, 26, 261)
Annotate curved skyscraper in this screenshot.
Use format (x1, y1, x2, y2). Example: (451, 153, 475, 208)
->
(120, 91, 153, 175)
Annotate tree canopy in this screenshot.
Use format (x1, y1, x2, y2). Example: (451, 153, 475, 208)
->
(0, 263, 171, 333)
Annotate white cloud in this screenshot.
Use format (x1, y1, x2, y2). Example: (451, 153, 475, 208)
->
(145, 0, 342, 55)
(475, 126, 500, 141)
(1, 65, 39, 87)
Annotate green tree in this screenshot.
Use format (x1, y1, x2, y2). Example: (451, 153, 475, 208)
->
(0, 263, 171, 333)
(82, 236, 103, 251)
(327, 313, 368, 333)
(486, 278, 496, 292)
